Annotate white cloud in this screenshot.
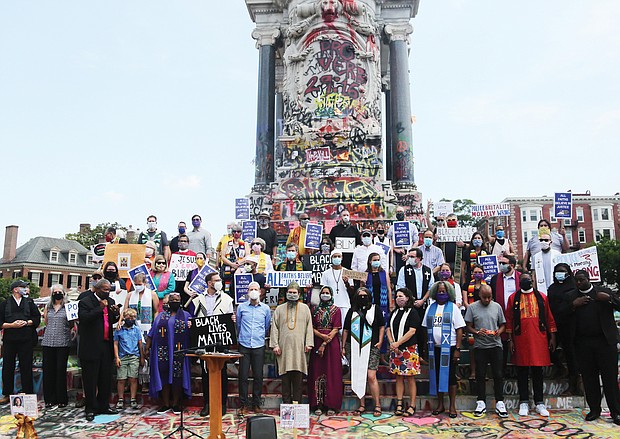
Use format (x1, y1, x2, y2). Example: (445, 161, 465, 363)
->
(165, 175, 201, 189)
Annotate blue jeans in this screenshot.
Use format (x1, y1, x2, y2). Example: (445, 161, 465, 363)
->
(238, 345, 265, 408)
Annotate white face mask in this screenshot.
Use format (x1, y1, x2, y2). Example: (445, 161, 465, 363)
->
(147, 221, 157, 231)
(541, 241, 551, 250)
(135, 284, 145, 293)
(362, 236, 372, 246)
(320, 293, 332, 302)
(286, 292, 300, 302)
(248, 289, 260, 301)
(213, 281, 223, 291)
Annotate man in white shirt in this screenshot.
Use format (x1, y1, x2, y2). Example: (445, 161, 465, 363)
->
(351, 229, 388, 273)
(319, 250, 354, 324)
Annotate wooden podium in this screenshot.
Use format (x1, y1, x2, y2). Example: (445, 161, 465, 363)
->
(189, 352, 242, 439)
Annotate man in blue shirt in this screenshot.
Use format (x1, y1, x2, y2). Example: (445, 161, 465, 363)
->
(236, 281, 271, 414)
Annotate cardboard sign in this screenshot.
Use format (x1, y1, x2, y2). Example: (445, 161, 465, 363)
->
(91, 243, 107, 263)
(392, 221, 411, 247)
(190, 313, 237, 348)
(342, 268, 368, 282)
(265, 287, 279, 307)
(436, 227, 476, 243)
(10, 394, 38, 418)
(280, 403, 310, 429)
(471, 203, 511, 217)
(234, 273, 254, 304)
(302, 254, 332, 286)
(554, 247, 600, 282)
(265, 271, 313, 288)
(478, 254, 499, 278)
(103, 244, 146, 277)
(304, 223, 323, 250)
(334, 237, 356, 254)
(127, 264, 156, 290)
(241, 220, 257, 242)
(235, 198, 250, 220)
(65, 302, 79, 321)
(187, 264, 218, 294)
(434, 201, 453, 218)
(169, 253, 197, 281)
(554, 192, 572, 219)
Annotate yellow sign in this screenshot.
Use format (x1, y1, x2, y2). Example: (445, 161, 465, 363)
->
(102, 244, 146, 277)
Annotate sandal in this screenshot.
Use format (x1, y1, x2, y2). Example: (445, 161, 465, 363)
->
(326, 409, 336, 416)
(405, 406, 416, 416)
(394, 400, 404, 416)
(432, 407, 445, 416)
(354, 406, 366, 416)
(373, 406, 382, 417)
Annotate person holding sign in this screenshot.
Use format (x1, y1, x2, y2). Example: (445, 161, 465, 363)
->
(247, 237, 274, 274)
(42, 284, 75, 409)
(270, 282, 314, 405)
(531, 232, 561, 295)
(220, 223, 246, 297)
(286, 212, 312, 256)
(276, 243, 306, 303)
(329, 209, 362, 269)
(150, 255, 177, 310)
(388, 206, 420, 276)
(171, 234, 197, 305)
(124, 273, 159, 338)
(352, 229, 388, 273)
(320, 249, 354, 325)
(523, 219, 569, 271)
(184, 252, 206, 296)
(487, 224, 514, 257)
(461, 232, 489, 290)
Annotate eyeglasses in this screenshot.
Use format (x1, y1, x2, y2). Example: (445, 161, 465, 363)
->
(539, 239, 550, 242)
(192, 218, 200, 221)
(92, 275, 102, 280)
(233, 230, 242, 233)
(155, 262, 166, 266)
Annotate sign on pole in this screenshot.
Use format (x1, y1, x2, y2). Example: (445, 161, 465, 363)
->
(434, 201, 454, 218)
(304, 224, 323, 250)
(128, 264, 156, 291)
(471, 203, 510, 217)
(187, 264, 218, 294)
(554, 193, 572, 219)
(234, 273, 254, 304)
(477, 254, 499, 278)
(241, 220, 257, 242)
(235, 198, 250, 220)
(103, 244, 146, 278)
(392, 221, 412, 247)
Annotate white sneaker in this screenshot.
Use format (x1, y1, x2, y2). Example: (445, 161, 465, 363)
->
(535, 403, 549, 417)
(495, 401, 508, 418)
(474, 400, 486, 417)
(519, 402, 529, 416)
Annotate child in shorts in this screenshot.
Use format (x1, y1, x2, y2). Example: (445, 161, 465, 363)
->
(114, 308, 144, 409)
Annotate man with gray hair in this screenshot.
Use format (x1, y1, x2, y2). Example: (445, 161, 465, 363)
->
(236, 282, 271, 414)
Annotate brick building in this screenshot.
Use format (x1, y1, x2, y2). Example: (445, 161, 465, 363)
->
(499, 194, 620, 259)
(0, 225, 97, 297)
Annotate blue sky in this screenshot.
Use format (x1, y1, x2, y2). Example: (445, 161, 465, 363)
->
(1, 1, 618, 246)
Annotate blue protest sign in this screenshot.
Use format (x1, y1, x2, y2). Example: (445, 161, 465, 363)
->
(187, 264, 217, 294)
(234, 273, 254, 304)
(376, 242, 390, 256)
(554, 193, 572, 219)
(477, 255, 499, 279)
(304, 223, 323, 250)
(235, 198, 250, 220)
(127, 264, 155, 290)
(241, 220, 257, 242)
(392, 221, 411, 247)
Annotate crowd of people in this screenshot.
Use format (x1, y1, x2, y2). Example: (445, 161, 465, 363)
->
(0, 210, 618, 426)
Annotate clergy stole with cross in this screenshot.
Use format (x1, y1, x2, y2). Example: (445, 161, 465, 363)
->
(350, 305, 376, 399)
(426, 301, 454, 395)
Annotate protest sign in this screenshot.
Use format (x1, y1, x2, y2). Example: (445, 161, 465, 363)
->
(10, 394, 38, 418)
(103, 244, 146, 278)
(436, 227, 476, 243)
(127, 264, 155, 290)
(392, 221, 411, 247)
(65, 302, 79, 321)
(342, 268, 368, 282)
(471, 203, 510, 217)
(234, 273, 254, 304)
(265, 287, 279, 307)
(242, 220, 257, 242)
(304, 224, 323, 250)
(280, 403, 310, 429)
(477, 254, 499, 278)
(91, 243, 107, 263)
(376, 242, 390, 256)
(302, 254, 332, 286)
(265, 271, 313, 288)
(169, 253, 196, 281)
(187, 264, 218, 294)
(554, 247, 600, 282)
(434, 201, 453, 218)
(554, 193, 572, 219)
(235, 198, 250, 220)
(334, 237, 356, 254)
(190, 314, 237, 348)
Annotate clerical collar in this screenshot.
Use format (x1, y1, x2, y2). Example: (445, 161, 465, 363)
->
(522, 288, 534, 293)
(579, 286, 594, 294)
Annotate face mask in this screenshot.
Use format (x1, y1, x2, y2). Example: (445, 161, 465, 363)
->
(196, 258, 205, 268)
(97, 291, 110, 301)
(192, 220, 201, 228)
(371, 260, 381, 269)
(439, 270, 451, 280)
(213, 281, 223, 291)
(178, 227, 186, 234)
(447, 219, 458, 228)
(124, 319, 135, 327)
(104, 271, 116, 281)
(499, 263, 510, 273)
(396, 212, 405, 221)
(520, 278, 533, 290)
(227, 228, 233, 235)
(396, 297, 408, 308)
(135, 284, 145, 293)
(145, 248, 155, 257)
(408, 257, 418, 266)
(423, 237, 433, 247)
(147, 221, 157, 231)
(554, 272, 567, 282)
(286, 292, 299, 302)
(320, 293, 332, 302)
(436, 292, 449, 304)
(331, 257, 342, 266)
(244, 264, 253, 273)
(362, 236, 372, 246)
(179, 242, 189, 251)
(162, 303, 170, 312)
(287, 251, 297, 260)
(358, 295, 370, 307)
(300, 219, 309, 227)
(342, 215, 350, 224)
(541, 241, 551, 251)
(168, 302, 181, 312)
(473, 239, 483, 247)
(473, 272, 484, 280)
(377, 229, 384, 235)
(259, 219, 269, 228)
(321, 244, 331, 253)
(248, 289, 260, 301)
(105, 235, 113, 243)
(52, 292, 64, 301)
(252, 244, 262, 253)
(496, 230, 505, 239)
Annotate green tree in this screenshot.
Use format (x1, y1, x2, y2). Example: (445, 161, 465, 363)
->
(593, 238, 620, 288)
(0, 277, 40, 301)
(65, 222, 125, 248)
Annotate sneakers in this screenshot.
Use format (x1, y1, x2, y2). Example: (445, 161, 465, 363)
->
(172, 406, 182, 415)
(495, 401, 508, 418)
(130, 399, 139, 410)
(157, 406, 170, 414)
(535, 403, 549, 417)
(518, 402, 529, 416)
(473, 400, 486, 417)
(116, 399, 124, 410)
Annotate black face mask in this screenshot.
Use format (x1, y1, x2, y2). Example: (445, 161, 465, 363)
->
(520, 279, 533, 290)
(97, 291, 110, 301)
(104, 271, 116, 281)
(396, 213, 405, 221)
(358, 296, 371, 308)
(124, 319, 135, 327)
(168, 302, 181, 312)
(52, 292, 64, 301)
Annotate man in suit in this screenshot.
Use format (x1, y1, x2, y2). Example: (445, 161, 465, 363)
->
(568, 270, 620, 425)
(78, 279, 121, 421)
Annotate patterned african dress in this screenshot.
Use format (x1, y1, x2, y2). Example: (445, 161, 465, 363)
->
(388, 307, 421, 376)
